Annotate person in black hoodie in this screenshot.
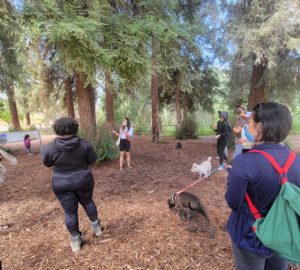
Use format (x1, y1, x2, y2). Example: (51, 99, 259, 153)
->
(214, 111, 231, 170)
(42, 117, 102, 252)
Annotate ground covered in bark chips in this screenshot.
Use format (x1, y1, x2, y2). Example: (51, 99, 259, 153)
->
(1, 135, 299, 270)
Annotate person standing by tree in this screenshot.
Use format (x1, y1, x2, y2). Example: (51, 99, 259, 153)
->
(112, 117, 134, 172)
(42, 117, 103, 252)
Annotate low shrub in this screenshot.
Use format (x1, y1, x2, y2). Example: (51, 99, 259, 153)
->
(89, 126, 119, 162)
(176, 117, 198, 139)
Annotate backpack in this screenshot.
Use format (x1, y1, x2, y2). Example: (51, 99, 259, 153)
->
(246, 150, 300, 264)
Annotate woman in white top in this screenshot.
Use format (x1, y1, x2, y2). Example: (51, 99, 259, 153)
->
(113, 118, 133, 172)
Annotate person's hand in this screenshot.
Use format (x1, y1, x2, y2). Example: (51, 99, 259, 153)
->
(225, 164, 232, 169)
(238, 138, 246, 144)
(233, 127, 241, 134)
(215, 135, 220, 139)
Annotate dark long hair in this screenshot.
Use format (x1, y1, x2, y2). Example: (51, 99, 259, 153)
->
(24, 134, 30, 140)
(125, 117, 131, 129)
(252, 102, 292, 143)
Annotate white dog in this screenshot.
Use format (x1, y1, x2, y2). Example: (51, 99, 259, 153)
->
(191, 157, 212, 179)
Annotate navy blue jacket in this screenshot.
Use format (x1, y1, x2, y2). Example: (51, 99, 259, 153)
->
(226, 143, 300, 255)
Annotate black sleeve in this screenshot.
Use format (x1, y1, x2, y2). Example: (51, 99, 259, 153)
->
(86, 141, 97, 164)
(42, 146, 54, 167)
(224, 122, 230, 136)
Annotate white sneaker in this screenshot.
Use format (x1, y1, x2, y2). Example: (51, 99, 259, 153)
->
(217, 165, 224, 171)
(91, 221, 103, 237)
(70, 234, 82, 252)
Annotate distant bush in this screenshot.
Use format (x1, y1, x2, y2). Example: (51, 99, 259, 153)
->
(0, 146, 13, 154)
(24, 125, 37, 131)
(89, 125, 119, 162)
(8, 126, 18, 132)
(176, 117, 198, 139)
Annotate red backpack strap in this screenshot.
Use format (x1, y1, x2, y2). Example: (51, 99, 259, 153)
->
(249, 150, 296, 184)
(245, 150, 296, 220)
(245, 193, 261, 220)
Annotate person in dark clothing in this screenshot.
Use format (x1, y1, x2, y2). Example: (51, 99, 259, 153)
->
(225, 102, 300, 270)
(42, 117, 102, 252)
(214, 111, 230, 170)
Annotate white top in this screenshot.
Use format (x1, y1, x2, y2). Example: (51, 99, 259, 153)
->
(119, 127, 133, 140)
(241, 125, 253, 149)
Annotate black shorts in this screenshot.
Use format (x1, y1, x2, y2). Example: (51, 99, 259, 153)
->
(119, 139, 131, 152)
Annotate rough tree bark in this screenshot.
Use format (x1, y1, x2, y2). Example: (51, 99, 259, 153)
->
(248, 61, 267, 110)
(64, 76, 75, 118)
(151, 38, 160, 143)
(88, 83, 96, 126)
(175, 69, 182, 128)
(6, 83, 21, 130)
(75, 73, 96, 136)
(24, 98, 31, 126)
(25, 112, 31, 126)
(105, 71, 114, 128)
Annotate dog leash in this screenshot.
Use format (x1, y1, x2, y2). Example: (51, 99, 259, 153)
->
(176, 168, 219, 195)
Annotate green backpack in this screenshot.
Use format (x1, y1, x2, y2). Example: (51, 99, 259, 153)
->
(246, 150, 300, 264)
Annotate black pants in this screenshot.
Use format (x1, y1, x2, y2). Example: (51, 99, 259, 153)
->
(52, 170, 99, 237)
(232, 241, 288, 270)
(217, 138, 228, 165)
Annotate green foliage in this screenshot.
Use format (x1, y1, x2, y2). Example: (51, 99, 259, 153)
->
(226, 0, 300, 106)
(90, 125, 119, 162)
(176, 117, 198, 139)
(0, 99, 10, 123)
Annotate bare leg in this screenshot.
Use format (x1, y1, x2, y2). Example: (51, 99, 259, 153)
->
(126, 152, 131, 168)
(120, 151, 124, 171)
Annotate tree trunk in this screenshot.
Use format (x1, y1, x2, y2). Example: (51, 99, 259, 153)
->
(248, 61, 267, 110)
(105, 71, 114, 128)
(75, 73, 96, 136)
(151, 38, 160, 143)
(25, 112, 31, 126)
(175, 69, 182, 128)
(23, 97, 31, 126)
(88, 84, 96, 126)
(182, 103, 189, 122)
(6, 83, 21, 130)
(65, 76, 75, 118)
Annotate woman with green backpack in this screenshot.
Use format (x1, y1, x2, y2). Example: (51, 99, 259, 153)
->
(225, 102, 300, 270)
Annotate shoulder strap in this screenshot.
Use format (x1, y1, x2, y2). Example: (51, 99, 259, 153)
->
(249, 150, 296, 184)
(245, 150, 296, 220)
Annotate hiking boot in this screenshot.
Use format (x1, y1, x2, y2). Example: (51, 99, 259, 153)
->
(70, 234, 82, 252)
(91, 220, 103, 237)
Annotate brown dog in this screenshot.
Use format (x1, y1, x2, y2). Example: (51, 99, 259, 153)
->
(168, 191, 215, 238)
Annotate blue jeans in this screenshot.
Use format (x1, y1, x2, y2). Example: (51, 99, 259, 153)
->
(232, 241, 288, 270)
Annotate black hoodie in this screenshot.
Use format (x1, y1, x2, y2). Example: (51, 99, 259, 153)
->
(215, 111, 231, 140)
(42, 136, 97, 173)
